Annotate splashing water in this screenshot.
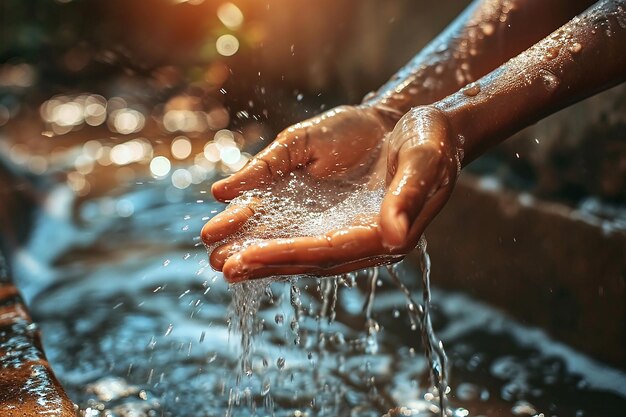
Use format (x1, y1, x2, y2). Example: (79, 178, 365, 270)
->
(21, 178, 626, 417)
(204, 170, 388, 257)
(210, 169, 450, 416)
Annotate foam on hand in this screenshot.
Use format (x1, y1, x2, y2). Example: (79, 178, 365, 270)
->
(205, 170, 386, 265)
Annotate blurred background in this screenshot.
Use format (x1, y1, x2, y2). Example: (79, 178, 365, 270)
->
(1, 1, 625, 416)
(1, 0, 625, 218)
(0, 0, 465, 196)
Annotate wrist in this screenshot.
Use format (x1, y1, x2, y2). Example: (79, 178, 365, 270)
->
(432, 92, 481, 166)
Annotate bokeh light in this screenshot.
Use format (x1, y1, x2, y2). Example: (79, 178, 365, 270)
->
(171, 136, 192, 160)
(150, 156, 172, 177)
(216, 34, 239, 57)
(217, 3, 244, 30)
(171, 168, 192, 189)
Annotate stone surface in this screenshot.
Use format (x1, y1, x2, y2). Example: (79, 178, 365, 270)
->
(421, 173, 626, 367)
(0, 168, 76, 417)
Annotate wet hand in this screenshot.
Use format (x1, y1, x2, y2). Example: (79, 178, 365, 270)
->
(202, 106, 459, 282)
(209, 104, 393, 200)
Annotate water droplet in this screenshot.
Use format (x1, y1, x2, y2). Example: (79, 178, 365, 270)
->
(274, 314, 284, 325)
(261, 379, 271, 396)
(462, 83, 481, 97)
(163, 259, 171, 267)
(276, 357, 285, 369)
(545, 47, 560, 60)
(480, 22, 495, 36)
(538, 69, 559, 92)
(164, 324, 173, 336)
(569, 42, 582, 54)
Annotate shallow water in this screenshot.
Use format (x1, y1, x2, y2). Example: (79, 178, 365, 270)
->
(12, 178, 626, 417)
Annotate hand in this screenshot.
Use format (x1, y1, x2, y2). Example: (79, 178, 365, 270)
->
(202, 106, 459, 282)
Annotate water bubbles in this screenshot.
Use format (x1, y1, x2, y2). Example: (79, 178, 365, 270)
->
(276, 357, 286, 369)
(274, 314, 284, 325)
(163, 259, 171, 267)
(164, 324, 174, 337)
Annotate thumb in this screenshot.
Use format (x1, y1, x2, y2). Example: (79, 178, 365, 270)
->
(379, 143, 443, 250)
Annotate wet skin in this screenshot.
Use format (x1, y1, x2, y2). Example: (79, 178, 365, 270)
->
(202, 0, 626, 282)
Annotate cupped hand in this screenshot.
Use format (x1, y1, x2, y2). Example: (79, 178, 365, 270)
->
(202, 105, 460, 282)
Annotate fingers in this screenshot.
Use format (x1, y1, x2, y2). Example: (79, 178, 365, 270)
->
(379, 142, 443, 250)
(225, 256, 401, 282)
(220, 224, 401, 282)
(200, 199, 259, 246)
(212, 128, 310, 202)
(379, 106, 454, 249)
(209, 241, 239, 271)
(404, 184, 454, 245)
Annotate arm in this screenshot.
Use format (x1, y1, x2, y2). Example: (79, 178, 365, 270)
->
(366, 0, 596, 122)
(380, 0, 626, 247)
(437, 0, 626, 163)
(210, 0, 594, 201)
(202, 0, 617, 281)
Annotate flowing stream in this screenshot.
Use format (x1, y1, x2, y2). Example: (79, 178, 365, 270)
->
(11, 178, 626, 417)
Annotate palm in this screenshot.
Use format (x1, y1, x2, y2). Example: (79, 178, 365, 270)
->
(202, 105, 458, 282)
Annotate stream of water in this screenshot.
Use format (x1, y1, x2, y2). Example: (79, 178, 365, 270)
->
(11, 179, 626, 417)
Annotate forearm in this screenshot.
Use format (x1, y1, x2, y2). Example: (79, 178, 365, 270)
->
(436, 0, 626, 163)
(365, 0, 595, 122)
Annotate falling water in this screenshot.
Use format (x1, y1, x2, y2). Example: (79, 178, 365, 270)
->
(225, 238, 449, 417)
(385, 242, 449, 416)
